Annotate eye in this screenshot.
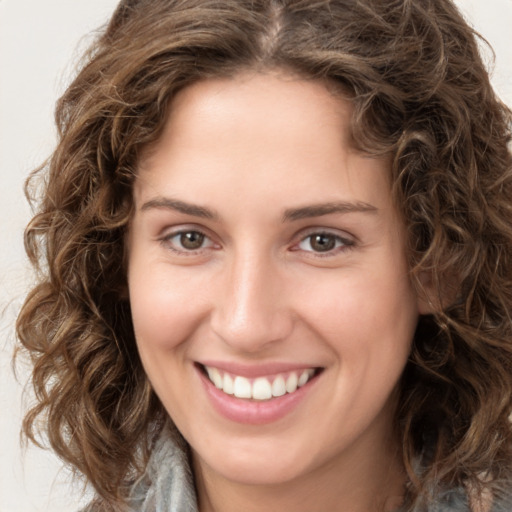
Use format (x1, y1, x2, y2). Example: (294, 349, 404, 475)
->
(297, 232, 353, 254)
(162, 229, 216, 253)
(177, 231, 206, 250)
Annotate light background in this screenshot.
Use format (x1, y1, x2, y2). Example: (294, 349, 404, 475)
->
(0, 1, 511, 511)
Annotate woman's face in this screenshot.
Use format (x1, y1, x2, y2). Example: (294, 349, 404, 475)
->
(127, 71, 420, 487)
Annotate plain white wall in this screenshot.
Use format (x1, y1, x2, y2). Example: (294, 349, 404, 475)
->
(0, 1, 510, 511)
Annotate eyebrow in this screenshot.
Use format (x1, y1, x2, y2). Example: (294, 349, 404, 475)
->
(140, 197, 378, 222)
(140, 197, 219, 220)
(282, 201, 378, 222)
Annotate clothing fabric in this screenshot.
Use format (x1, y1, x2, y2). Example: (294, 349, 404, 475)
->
(126, 428, 198, 512)
(92, 426, 512, 512)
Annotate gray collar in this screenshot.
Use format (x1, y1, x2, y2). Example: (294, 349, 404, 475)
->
(127, 426, 198, 512)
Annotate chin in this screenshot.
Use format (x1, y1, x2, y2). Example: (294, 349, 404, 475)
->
(211, 459, 307, 486)
(191, 436, 314, 486)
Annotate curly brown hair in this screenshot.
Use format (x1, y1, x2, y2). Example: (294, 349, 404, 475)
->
(17, 0, 512, 509)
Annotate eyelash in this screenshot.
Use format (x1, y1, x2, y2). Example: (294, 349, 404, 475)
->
(161, 229, 218, 254)
(293, 230, 355, 257)
(160, 228, 355, 257)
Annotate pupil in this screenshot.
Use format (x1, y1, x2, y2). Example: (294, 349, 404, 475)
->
(180, 231, 204, 249)
(311, 234, 335, 252)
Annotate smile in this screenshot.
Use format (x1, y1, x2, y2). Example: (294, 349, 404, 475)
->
(196, 362, 323, 424)
(202, 365, 319, 400)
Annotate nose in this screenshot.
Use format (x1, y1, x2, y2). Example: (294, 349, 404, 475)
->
(210, 251, 294, 353)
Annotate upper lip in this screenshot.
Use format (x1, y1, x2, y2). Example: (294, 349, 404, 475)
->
(197, 360, 322, 378)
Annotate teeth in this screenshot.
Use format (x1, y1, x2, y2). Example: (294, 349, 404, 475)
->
(223, 373, 234, 395)
(271, 375, 286, 397)
(285, 373, 298, 393)
(298, 369, 314, 387)
(207, 367, 223, 389)
(252, 377, 272, 400)
(204, 366, 317, 400)
(233, 376, 252, 398)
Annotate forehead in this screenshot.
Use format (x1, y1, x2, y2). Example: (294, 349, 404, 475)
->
(139, 70, 354, 164)
(135, 71, 394, 217)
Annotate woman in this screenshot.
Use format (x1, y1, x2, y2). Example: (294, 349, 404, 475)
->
(17, 0, 512, 510)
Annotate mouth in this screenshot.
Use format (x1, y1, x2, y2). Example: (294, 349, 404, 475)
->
(197, 363, 323, 401)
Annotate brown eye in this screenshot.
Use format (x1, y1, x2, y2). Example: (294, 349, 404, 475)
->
(162, 229, 217, 255)
(179, 231, 205, 250)
(297, 232, 352, 254)
(309, 234, 336, 252)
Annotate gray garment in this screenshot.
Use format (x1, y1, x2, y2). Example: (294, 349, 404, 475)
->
(89, 427, 512, 512)
(403, 487, 512, 512)
(126, 428, 198, 512)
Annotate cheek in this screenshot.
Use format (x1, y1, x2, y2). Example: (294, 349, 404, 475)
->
(127, 269, 201, 408)
(128, 264, 208, 351)
(301, 264, 418, 359)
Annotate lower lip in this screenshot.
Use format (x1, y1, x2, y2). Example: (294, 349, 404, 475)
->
(197, 367, 319, 425)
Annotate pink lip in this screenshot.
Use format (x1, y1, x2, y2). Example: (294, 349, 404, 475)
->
(196, 364, 320, 425)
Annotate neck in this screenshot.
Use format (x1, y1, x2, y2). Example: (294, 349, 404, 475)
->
(193, 430, 406, 512)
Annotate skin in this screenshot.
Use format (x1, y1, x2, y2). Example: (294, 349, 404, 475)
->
(127, 70, 427, 512)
